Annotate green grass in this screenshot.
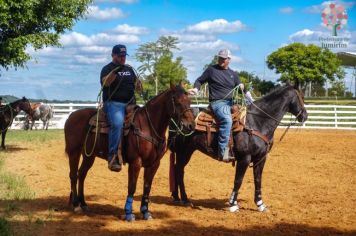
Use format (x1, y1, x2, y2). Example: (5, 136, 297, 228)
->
(0, 217, 13, 236)
(5, 129, 63, 144)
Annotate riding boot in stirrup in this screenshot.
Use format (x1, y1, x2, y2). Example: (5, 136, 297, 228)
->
(108, 155, 122, 172)
(221, 148, 235, 163)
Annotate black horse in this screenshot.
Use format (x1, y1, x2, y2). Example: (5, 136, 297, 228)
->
(0, 97, 33, 149)
(168, 84, 308, 212)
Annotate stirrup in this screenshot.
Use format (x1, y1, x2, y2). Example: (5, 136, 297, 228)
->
(108, 156, 122, 172)
(219, 149, 235, 163)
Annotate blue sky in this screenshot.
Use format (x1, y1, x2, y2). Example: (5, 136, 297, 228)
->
(1, 0, 355, 101)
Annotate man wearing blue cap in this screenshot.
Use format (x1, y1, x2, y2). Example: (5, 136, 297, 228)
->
(188, 49, 246, 162)
(100, 44, 139, 172)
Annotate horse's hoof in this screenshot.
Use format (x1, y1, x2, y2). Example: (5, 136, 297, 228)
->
(229, 205, 239, 213)
(257, 203, 268, 212)
(125, 213, 135, 222)
(73, 206, 82, 213)
(81, 205, 89, 212)
(182, 199, 192, 207)
(143, 212, 153, 220)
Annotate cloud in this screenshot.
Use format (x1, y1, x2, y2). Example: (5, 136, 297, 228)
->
(304, 1, 355, 14)
(86, 6, 126, 20)
(185, 19, 247, 34)
(279, 7, 293, 14)
(60, 32, 140, 46)
(112, 24, 149, 35)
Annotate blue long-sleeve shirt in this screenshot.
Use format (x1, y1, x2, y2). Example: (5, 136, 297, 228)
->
(194, 65, 241, 102)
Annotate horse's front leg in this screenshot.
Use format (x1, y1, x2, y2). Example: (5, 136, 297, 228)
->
(253, 156, 268, 212)
(140, 160, 160, 220)
(229, 154, 251, 213)
(175, 149, 194, 205)
(124, 158, 141, 221)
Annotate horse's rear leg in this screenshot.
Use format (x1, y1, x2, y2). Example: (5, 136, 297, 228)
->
(124, 158, 141, 221)
(68, 150, 81, 211)
(1, 130, 7, 149)
(140, 160, 160, 220)
(253, 157, 268, 212)
(77, 155, 96, 211)
(229, 154, 251, 213)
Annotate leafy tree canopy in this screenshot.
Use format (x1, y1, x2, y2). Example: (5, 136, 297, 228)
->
(267, 43, 344, 86)
(135, 36, 188, 96)
(0, 0, 92, 70)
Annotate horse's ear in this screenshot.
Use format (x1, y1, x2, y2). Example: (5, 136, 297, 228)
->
(22, 96, 26, 101)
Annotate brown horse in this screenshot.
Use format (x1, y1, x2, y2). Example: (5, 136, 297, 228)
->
(64, 83, 195, 221)
(0, 97, 33, 149)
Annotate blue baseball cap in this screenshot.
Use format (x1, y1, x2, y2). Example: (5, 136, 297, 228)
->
(112, 44, 128, 56)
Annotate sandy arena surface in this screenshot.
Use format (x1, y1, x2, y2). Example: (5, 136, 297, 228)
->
(1, 129, 356, 235)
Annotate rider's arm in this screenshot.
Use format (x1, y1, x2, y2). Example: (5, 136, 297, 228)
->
(188, 67, 211, 95)
(100, 66, 122, 87)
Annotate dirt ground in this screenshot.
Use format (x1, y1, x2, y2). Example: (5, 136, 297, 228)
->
(1, 129, 356, 235)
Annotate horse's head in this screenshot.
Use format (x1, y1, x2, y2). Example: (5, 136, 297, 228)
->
(18, 97, 33, 115)
(288, 88, 308, 123)
(169, 82, 195, 131)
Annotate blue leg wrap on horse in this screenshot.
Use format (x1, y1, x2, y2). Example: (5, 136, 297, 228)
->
(124, 196, 134, 214)
(140, 196, 149, 213)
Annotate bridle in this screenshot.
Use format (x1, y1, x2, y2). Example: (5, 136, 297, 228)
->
(139, 90, 194, 150)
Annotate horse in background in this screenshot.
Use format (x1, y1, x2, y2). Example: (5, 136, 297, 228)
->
(0, 97, 33, 149)
(64, 83, 195, 221)
(24, 103, 54, 130)
(168, 84, 308, 213)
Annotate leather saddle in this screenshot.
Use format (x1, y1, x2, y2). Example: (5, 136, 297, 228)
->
(195, 104, 246, 133)
(195, 104, 247, 148)
(88, 105, 140, 135)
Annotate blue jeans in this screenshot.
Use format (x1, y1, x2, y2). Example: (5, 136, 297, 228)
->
(210, 100, 232, 158)
(104, 101, 126, 161)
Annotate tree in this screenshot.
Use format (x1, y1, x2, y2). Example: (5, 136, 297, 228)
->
(154, 54, 188, 91)
(267, 43, 344, 89)
(135, 36, 188, 95)
(238, 71, 276, 96)
(0, 0, 92, 71)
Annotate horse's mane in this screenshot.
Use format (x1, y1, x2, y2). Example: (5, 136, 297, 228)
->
(145, 85, 185, 106)
(254, 85, 293, 104)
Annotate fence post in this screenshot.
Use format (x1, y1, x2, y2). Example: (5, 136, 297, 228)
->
(69, 103, 74, 114)
(334, 106, 338, 128)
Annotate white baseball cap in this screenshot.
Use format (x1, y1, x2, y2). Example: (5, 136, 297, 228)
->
(216, 49, 232, 59)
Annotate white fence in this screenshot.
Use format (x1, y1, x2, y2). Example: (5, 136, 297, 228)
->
(9, 103, 356, 130)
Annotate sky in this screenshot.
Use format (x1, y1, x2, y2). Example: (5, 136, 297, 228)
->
(1, 0, 355, 101)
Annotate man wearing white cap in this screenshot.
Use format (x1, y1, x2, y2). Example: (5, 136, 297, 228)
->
(188, 49, 244, 162)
